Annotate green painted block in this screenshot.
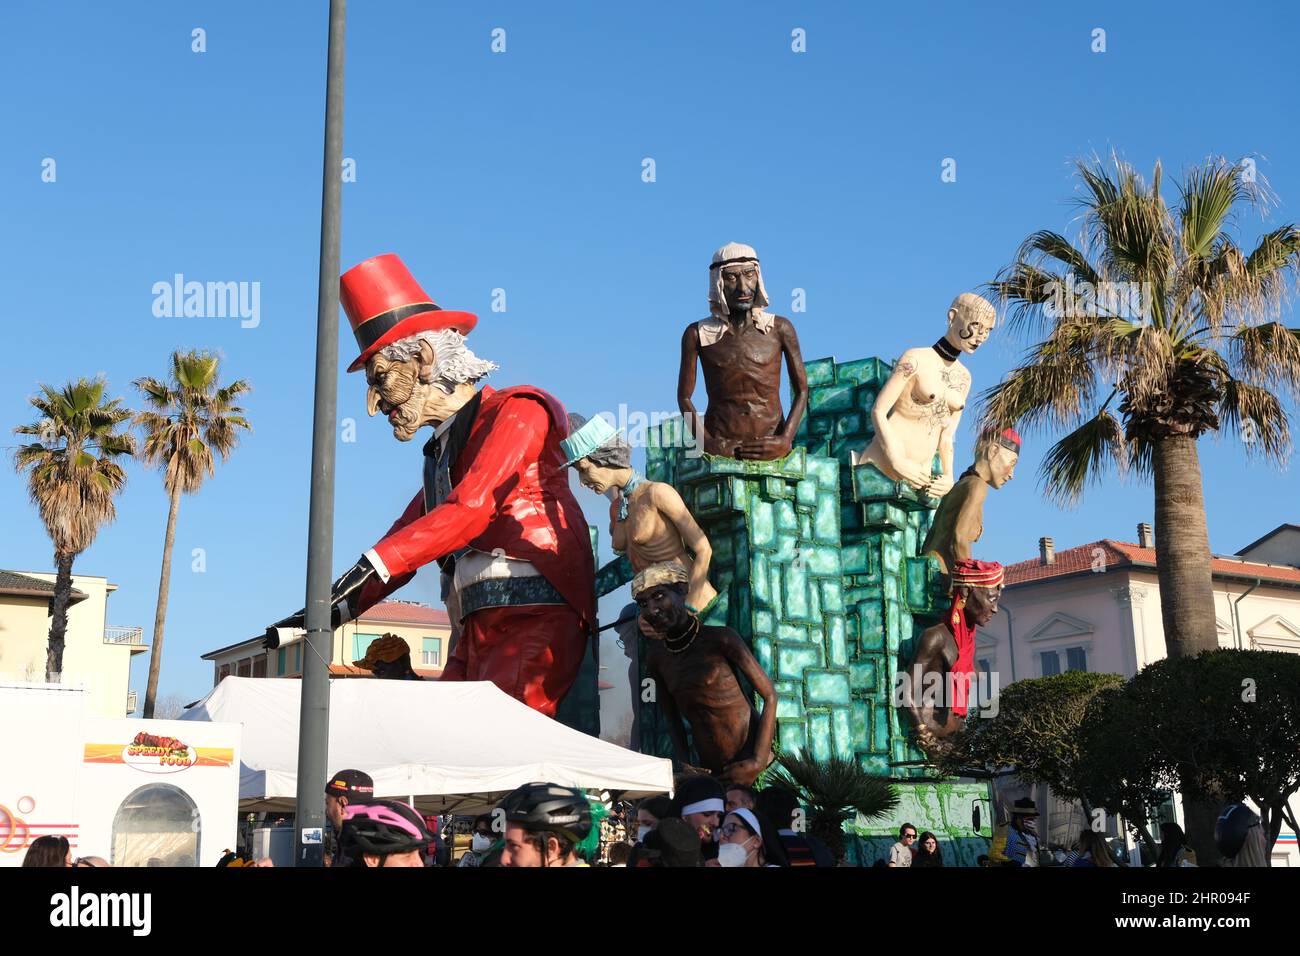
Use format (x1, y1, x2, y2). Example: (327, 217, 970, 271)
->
(835, 357, 888, 387)
(753, 635, 773, 673)
(799, 514, 813, 540)
(806, 455, 839, 489)
(783, 564, 811, 621)
(776, 643, 822, 678)
(821, 579, 845, 613)
(841, 543, 868, 574)
(773, 533, 797, 564)
(806, 669, 851, 705)
(751, 552, 771, 605)
(860, 753, 891, 775)
(809, 383, 856, 414)
(750, 501, 776, 549)
(805, 357, 835, 387)
(807, 415, 833, 436)
(850, 659, 877, 692)
(814, 493, 839, 543)
(832, 707, 853, 758)
(779, 720, 807, 756)
(776, 695, 804, 719)
(827, 614, 848, 667)
(775, 500, 797, 532)
(795, 477, 817, 508)
(851, 699, 871, 745)
(863, 501, 907, 532)
(809, 711, 833, 761)
(764, 476, 793, 500)
(753, 609, 774, 636)
(872, 698, 892, 752)
(834, 412, 864, 438)
(773, 680, 797, 696)
(770, 568, 784, 618)
(803, 546, 839, 576)
(777, 622, 805, 644)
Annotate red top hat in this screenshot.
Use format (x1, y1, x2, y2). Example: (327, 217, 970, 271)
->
(340, 254, 477, 373)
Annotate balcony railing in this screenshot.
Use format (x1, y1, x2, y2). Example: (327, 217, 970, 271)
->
(126, 690, 138, 714)
(105, 625, 144, 646)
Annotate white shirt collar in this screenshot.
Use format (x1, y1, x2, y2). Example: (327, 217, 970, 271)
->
(696, 310, 774, 346)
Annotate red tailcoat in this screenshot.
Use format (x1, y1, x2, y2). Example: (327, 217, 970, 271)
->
(356, 385, 596, 714)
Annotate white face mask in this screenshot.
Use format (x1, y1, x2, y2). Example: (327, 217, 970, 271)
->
(717, 840, 755, 868)
(471, 834, 492, 853)
(637, 826, 652, 843)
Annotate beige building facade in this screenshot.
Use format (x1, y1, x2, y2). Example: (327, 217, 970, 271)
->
(0, 570, 147, 718)
(201, 600, 453, 685)
(980, 524, 1300, 866)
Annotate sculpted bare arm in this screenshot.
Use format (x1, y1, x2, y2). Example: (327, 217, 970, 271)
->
(719, 631, 776, 784)
(653, 482, 712, 606)
(677, 324, 706, 451)
(778, 317, 809, 441)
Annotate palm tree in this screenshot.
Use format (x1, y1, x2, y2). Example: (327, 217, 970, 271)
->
(13, 379, 136, 680)
(135, 350, 250, 718)
(767, 752, 899, 864)
(981, 154, 1300, 862)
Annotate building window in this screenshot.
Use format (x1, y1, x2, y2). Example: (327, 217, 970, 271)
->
(237, 658, 251, 678)
(1040, 651, 1060, 676)
(1065, 646, 1088, 672)
(422, 638, 441, 667)
(292, 644, 302, 674)
(218, 664, 230, 683)
(277, 648, 286, 676)
(353, 633, 382, 663)
(253, 656, 267, 678)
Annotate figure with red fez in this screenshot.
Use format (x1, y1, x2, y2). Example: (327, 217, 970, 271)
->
(900, 559, 1004, 755)
(264, 254, 595, 718)
(922, 428, 1020, 578)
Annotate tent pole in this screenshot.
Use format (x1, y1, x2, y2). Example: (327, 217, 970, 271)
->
(294, 0, 346, 868)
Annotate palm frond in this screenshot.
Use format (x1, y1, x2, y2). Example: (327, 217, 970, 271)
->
(767, 752, 898, 823)
(1218, 378, 1291, 462)
(1229, 322, 1300, 400)
(1038, 408, 1127, 505)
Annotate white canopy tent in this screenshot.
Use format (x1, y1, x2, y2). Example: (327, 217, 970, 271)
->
(181, 677, 673, 814)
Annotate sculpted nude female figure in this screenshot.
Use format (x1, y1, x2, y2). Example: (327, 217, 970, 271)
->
(853, 293, 997, 499)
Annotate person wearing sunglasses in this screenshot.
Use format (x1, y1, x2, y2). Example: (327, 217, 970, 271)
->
(458, 814, 498, 867)
(709, 809, 787, 868)
(888, 824, 918, 867)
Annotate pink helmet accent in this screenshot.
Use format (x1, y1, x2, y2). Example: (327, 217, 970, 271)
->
(344, 801, 427, 843)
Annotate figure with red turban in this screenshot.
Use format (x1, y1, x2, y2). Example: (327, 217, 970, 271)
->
(899, 558, 1004, 755)
(265, 254, 595, 717)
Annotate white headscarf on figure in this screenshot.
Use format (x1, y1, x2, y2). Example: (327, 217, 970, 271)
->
(699, 241, 773, 345)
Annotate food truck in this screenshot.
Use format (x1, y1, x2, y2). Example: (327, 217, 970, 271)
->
(0, 682, 240, 867)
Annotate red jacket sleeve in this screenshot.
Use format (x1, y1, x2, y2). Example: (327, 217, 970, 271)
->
(353, 489, 423, 614)
(365, 397, 549, 582)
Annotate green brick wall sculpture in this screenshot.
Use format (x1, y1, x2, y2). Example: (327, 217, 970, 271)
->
(638, 354, 991, 863)
(644, 418, 855, 764)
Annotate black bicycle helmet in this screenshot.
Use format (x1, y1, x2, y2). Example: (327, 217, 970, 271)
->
(497, 782, 592, 842)
(339, 799, 433, 860)
(1214, 802, 1260, 859)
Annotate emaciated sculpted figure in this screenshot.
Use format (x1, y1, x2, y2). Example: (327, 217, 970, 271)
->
(563, 413, 716, 612)
(922, 428, 1020, 576)
(900, 559, 1003, 755)
(678, 242, 808, 460)
(634, 563, 776, 786)
(853, 293, 996, 498)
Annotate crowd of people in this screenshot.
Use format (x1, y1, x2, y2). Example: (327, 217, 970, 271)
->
(18, 769, 1271, 868)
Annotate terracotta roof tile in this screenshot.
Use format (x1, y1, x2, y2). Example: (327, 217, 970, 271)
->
(1004, 539, 1300, 588)
(357, 601, 450, 626)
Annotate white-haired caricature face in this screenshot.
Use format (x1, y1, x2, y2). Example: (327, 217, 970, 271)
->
(364, 330, 497, 441)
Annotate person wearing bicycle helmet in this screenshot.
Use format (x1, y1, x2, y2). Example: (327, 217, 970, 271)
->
(1216, 803, 1267, 868)
(340, 799, 434, 867)
(497, 782, 593, 868)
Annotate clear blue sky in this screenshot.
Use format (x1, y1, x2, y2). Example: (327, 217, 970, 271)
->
(3, 1, 1297, 711)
